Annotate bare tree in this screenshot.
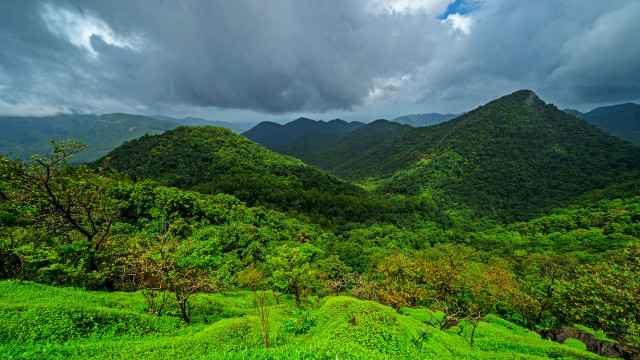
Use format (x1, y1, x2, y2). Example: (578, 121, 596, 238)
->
(121, 224, 212, 324)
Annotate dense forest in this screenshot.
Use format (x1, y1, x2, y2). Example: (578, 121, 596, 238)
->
(1, 91, 639, 359)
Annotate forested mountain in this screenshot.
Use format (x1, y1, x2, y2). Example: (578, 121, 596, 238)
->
(0, 113, 178, 164)
(242, 117, 365, 148)
(392, 112, 459, 127)
(96, 125, 442, 227)
(563, 103, 640, 145)
(324, 90, 640, 222)
(274, 120, 413, 172)
(152, 115, 252, 133)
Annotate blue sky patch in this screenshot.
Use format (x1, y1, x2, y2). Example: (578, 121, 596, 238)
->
(437, 0, 481, 20)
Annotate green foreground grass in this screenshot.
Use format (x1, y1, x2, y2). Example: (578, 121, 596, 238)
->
(0, 280, 603, 360)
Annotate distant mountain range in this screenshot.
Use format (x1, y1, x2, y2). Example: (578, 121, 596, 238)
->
(0, 113, 178, 164)
(242, 118, 365, 148)
(240, 112, 461, 150)
(563, 103, 640, 145)
(0, 113, 251, 164)
(392, 113, 459, 127)
(151, 115, 253, 133)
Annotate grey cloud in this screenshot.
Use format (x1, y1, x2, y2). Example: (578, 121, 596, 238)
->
(2, 0, 440, 114)
(407, 0, 640, 110)
(0, 0, 638, 117)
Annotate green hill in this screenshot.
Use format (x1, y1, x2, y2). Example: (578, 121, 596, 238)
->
(331, 90, 640, 222)
(97, 126, 383, 225)
(563, 104, 640, 145)
(242, 117, 365, 148)
(274, 120, 413, 173)
(584, 104, 640, 145)
(0, 113, 179, 164)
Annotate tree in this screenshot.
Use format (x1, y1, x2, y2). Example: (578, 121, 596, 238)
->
(121, 224, 212, 324)
(553, 243, 640, 336)
(316, 255, 353, 296)
(0, 141, 122, 274)
(414, 245, 517, 346)
(512, 252, 577, 327)
(265, 245, 318, 306)
(376, 252, 425, 311)
(236, 265, 270, 348)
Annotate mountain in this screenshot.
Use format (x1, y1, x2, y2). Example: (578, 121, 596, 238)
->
(97, 126, 387, 225)
(0, 113, 178, 164)
(242, 117, 365, 148)
(274, 120, 413, 173)
(582, 103, 640, 145)
(327, 90, 640, 222)
(562, 108, 584, 118)
(392, 113, 459, 127)
(562, 103, 640, 145)
(152, 115, 252, 133)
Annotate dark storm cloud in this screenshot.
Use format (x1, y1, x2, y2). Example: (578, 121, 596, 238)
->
(0, 0, 439, 115)
(0, 0, 639, 117)
(409, 0, 640, 109)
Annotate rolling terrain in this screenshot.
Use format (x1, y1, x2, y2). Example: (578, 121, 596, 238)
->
(2, 90, 639, 360)
(392, 112, 459, 127)
(273, 120, 413, 171)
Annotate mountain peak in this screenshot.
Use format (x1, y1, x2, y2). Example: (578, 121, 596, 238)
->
(291, 117, 315, 124)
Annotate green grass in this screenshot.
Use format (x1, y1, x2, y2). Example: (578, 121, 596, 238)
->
(0, 280, 606, 359)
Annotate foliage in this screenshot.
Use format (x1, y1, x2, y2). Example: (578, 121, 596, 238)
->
(0, 142, 122, 288)
(265, 245, 319, 306)
(121, 225, 213, 324)
(553, 243, 640, 336)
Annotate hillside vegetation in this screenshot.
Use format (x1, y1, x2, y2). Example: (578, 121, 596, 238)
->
(274, 120, 413, 172)
(2, 90, 640, 359)
(95, 126, 443, 228)
(290, 90, 640, 222)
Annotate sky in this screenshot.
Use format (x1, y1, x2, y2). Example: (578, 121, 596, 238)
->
(0, 0, 639, 124)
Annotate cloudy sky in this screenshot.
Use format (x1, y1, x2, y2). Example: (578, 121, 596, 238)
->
(0, 0, 639, 123)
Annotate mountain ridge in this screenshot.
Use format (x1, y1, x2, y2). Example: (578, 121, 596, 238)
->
(562, 103, 640, 144)
(312, 90, 640, 222)
(242, 117, 365, 148)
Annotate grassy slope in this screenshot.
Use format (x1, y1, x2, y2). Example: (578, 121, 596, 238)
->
(0, 281, 604, 360)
